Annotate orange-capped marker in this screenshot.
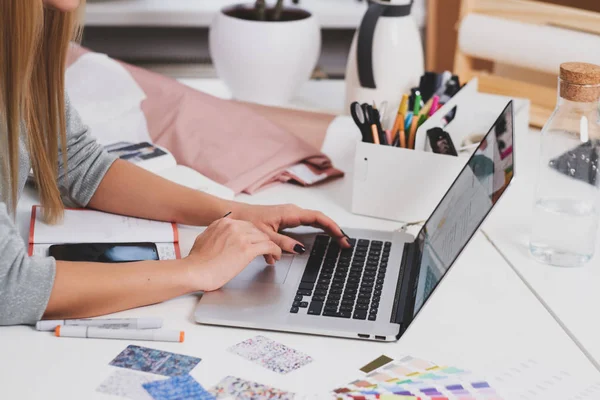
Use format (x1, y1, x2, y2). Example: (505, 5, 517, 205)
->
(54, 326, 184, 343)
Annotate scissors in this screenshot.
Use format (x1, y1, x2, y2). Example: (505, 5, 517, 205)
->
(351, 102, 375, 143)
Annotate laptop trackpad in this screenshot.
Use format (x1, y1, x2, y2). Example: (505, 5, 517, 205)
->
(229, 254, 294, 285)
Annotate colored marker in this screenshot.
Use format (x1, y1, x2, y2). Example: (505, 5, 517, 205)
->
(36, 317, 163, 332)
(408, 116, 419, 149)
(55, 326, 184, 343)
(390, 94, 409, 141)
(429, 95, 440, 116)
(413, 92, 422, 115)
(404, 112, 414, 132)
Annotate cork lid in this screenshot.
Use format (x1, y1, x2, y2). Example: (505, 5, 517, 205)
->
(560, 62, 600, 85)
(559, 62, 600, 102)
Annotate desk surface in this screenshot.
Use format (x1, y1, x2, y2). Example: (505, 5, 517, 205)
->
(85, 0, 427, 29)
(483, 126, 600, 368)
(3, 79, 600, 399)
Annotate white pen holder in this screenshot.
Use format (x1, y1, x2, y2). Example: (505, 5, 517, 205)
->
(351, 78, 531, 222)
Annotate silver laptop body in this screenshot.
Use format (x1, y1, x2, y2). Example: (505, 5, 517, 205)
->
(195, 102, 515, 342)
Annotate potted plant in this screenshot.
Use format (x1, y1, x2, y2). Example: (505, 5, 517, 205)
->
(209, 0, 321, 106)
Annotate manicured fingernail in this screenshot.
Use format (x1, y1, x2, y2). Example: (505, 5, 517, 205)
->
(293, 244, 306, 254)
(340, 229, 351, 240)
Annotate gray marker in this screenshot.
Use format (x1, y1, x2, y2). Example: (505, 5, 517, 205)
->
(36, 317, 163, 331)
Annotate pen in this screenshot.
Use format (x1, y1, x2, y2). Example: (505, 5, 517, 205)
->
(55, 326, 185, 343)
(36, 317, 163, 332)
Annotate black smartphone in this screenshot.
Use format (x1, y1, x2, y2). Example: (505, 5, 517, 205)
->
(49, 242, 159, 263)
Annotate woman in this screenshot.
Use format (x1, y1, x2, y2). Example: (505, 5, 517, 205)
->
(0, 0, 350, 326)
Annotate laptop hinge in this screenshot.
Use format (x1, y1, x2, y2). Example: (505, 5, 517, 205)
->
(390, 241, 416, 325)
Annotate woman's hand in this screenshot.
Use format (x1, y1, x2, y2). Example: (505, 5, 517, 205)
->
(231, 203, 351, 254)
(185, 217, 282, 292)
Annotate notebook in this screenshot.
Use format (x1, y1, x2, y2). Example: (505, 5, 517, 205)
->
(28, 207, 181, 260)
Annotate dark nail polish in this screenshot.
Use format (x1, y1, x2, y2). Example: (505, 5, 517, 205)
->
(340, 229, 351, 240)
(293, 244, 306, 254)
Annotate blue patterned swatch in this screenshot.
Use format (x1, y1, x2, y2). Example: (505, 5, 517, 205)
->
(110, 345, 201, 377)
(143, 375, 215, 400)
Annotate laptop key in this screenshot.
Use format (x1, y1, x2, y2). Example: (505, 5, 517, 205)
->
(355, 304, 368, 310)
(290, 307, 299, 313)
(375, 284, 383, 290)
(368, 314, 377, 321)
(339, 311, 352, 318)
(299, 302, 308, 308)
(297, 289, 312, 296)
(307, 301, 323, 315)
(323, 310, 340, 317)
(313, 295, 326, 302)
(298, 282, 314, 291)
(353, 310, 368, 320)
(294, 295, 303, 302)
(314, 289, 328, 296)
(293, 301, 300, 307)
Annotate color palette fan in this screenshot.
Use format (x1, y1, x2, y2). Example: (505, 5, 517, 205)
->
(333, 355, 504, 400)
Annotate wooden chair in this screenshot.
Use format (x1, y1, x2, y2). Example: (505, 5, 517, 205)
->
(452, 0, 600, 128)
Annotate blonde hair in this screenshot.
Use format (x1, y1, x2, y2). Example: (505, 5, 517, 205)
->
(0, 1, 85, 223)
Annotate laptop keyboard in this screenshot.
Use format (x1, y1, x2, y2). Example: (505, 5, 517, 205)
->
(290, 235, 391, 321)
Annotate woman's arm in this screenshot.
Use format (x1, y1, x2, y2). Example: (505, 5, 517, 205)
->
(87, 159, 231, 226)
(88, 160, 351, 254)
(43, 218, 281, 320)
(44, 259, 191, 319)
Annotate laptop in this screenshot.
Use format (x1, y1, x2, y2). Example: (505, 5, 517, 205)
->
(195, 101, 515, 341)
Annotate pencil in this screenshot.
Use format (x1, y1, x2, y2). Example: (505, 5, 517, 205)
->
(371, 124, 380, 145)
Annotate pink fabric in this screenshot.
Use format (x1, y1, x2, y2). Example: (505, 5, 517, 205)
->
(67, 46, 343, 194)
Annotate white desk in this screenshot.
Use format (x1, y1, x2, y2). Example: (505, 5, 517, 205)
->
(84, 0, 427, 29)
(2, 79, 600, 399)
(483, 126, 600, 368)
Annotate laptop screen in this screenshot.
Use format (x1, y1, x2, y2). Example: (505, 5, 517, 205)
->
(411, 101, 515, 316)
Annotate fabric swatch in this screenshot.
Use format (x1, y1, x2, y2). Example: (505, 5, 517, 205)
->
(110, 345, 201, 376)
(143, 375, 215, 400)
(210, 376, 295, 400)
(96, 370, 165, 400)
(228, 336, 312, 374)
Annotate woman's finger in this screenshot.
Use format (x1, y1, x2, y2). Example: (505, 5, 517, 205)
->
(270, 232, 306, 255)
(296, 210, 351, 248)
(251, 241, 282, 262)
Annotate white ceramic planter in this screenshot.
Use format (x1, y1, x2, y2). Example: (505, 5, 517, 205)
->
(209, 4, 321, 106)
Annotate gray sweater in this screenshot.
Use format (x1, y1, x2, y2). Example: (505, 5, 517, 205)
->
(0, 95, 117, 326)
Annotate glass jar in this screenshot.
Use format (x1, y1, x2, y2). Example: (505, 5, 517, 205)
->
(530, 62, 600, 267)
